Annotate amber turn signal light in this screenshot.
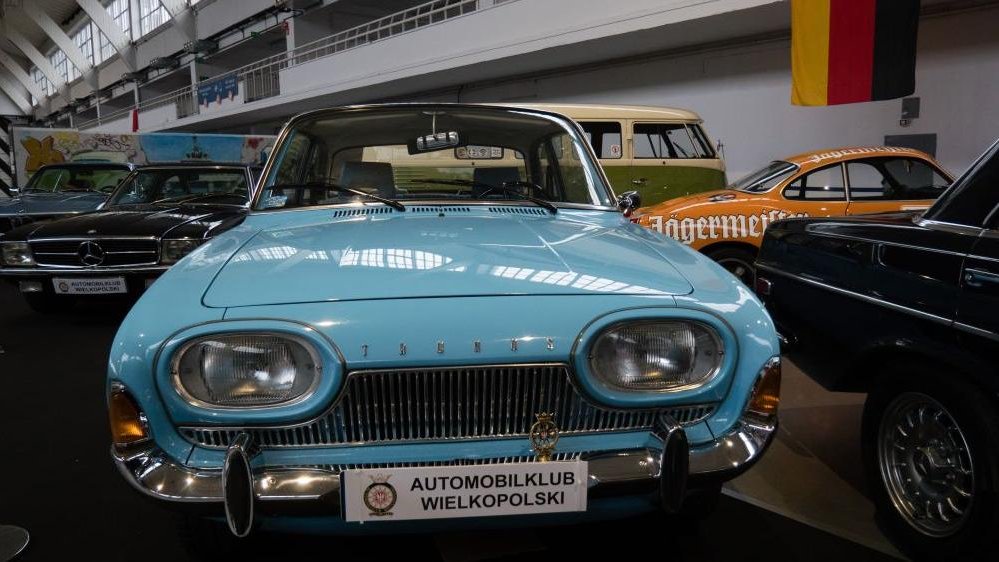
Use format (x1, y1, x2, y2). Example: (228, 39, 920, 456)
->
(747, 358, 781, 418)
(109, 384, 149, 446)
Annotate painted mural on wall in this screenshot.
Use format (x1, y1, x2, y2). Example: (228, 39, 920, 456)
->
(11, 128, 275, 185)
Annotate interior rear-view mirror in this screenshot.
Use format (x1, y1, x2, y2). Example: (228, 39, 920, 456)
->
(411, 131, 460, 153)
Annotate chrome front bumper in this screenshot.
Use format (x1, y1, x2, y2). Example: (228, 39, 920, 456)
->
(112, 417, 776, 508)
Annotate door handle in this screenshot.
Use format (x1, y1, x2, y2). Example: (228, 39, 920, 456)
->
(964, 268, 999, 287)
(631, 178, 647, 185)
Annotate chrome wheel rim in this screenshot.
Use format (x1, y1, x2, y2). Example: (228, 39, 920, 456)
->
(715, 257, 755, 286)
(878, 392, 974, 537)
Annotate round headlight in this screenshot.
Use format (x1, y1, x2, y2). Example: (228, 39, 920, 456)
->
(172, 333, 321, 408)
(589, 321, 723, 392)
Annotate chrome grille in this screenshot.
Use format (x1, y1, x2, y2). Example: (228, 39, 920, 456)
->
(316, 453, 586, 474)
(30, 238, 158, 267)
(180, 365, 716, 449)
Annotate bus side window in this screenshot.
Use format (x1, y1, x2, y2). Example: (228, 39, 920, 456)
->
(578, 121, 622, 159)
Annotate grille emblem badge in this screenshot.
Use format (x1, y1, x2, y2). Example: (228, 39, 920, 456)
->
(530, 412, 560, 462)
(78, 241, 106, 266)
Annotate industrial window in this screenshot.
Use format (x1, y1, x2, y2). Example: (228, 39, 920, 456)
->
(783, 165, 846, 201)
(98, 0, 131, 61)
(579, 122, 622, 159)
(633, 123, 713, 159)
(138, 0, 171, 36)
(49, 50, 72, 84)
(71, 24, 95, 78)
(32, 67, 53, 99)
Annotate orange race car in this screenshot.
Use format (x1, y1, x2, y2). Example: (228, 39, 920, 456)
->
(633, 146, 953, 284)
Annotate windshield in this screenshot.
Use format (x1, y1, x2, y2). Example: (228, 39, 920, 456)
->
(107, 167, 250, 206)
(255, 106, 614, 211)
(728, 161, 798, 193)
(23, 165, 130, 194)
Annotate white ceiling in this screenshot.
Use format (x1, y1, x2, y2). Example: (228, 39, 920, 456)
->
(0, 0, 87, 63)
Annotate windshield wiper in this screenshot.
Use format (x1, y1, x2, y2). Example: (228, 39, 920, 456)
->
(413, 178, 557, 214)
(152, 193, 248, 205)
(268, 181, 406, 211)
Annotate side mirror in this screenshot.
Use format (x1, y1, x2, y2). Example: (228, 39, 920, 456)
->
(617, 190, 641, 215)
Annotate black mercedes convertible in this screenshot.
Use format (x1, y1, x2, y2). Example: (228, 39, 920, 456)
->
(0, 162, 258, 312)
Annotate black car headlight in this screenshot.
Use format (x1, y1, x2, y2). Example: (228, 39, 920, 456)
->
(589, 321, 724, 392)
(160, 239, 202, 265)
(0, 241, 35, 266)
(172, 333, 321, 408)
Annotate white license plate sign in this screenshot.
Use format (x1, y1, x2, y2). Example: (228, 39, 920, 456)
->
(52, 277, 127, 295)
(342, 461, 588, 522)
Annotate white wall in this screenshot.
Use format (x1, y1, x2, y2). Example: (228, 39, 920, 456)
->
(457, 7, 999, 178)
(0, 89, 26, 115)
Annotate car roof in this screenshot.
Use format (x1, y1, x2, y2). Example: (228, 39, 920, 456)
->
(136, 162, 250, 169)
(493, 103, 703, 122)
(37, 161, 132, 169)
(783, 146, 940, 169)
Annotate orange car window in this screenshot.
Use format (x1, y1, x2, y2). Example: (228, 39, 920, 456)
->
(847, 158, 950, 201)
(784, 164, 846, 201)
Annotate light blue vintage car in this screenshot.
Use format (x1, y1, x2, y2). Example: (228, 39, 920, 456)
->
(0, 161, 133, 233)
(108, 104, 780, 545)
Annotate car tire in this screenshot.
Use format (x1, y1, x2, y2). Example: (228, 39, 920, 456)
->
(704, 247, 757, 286)
(22, 292, 74, 313)
(862, 366, 999, 561)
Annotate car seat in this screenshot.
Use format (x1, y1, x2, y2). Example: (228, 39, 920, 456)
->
(339, 162, 396, 198)
(472, 167, 521, 197)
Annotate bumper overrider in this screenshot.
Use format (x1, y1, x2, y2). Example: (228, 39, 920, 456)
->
(112, 358, 780, 535)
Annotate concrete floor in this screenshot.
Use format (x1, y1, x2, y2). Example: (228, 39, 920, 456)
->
(0, 283, 902, 561)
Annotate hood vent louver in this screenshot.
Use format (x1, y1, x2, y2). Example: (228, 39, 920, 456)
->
(329, 205, 550, 218)
(487, 206, 548, 216)
(331, 207, 396, 218)
(408, 206, 472, 214)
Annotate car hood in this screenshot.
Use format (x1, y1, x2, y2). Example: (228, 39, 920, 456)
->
(23, 204, 247, 239)
(0, 192, 108, 216)
(204, 211, 694, 307)
(637, 189, 756, 215)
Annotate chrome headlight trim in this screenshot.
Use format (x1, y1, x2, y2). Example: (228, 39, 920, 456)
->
(0, 241, 35, 266)
(586, 319, 725, 394)
(170, 331, 323, 410)
(160, 239, 202, 265)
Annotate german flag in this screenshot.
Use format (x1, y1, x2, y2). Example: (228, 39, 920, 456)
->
(792, 0, 921, 106)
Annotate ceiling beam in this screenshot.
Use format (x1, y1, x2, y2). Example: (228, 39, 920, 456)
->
(160, 0, 196, 42)
(2, 23, 67, 96)
(0, 50, 46, 103)
(75, 0, 136, 71)
(0, 69, 34, 114)
(19, 1, 97, 90)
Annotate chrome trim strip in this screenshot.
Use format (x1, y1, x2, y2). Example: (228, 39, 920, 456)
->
(0, 211, 86, 218)
(915, 218, 984, 236)
(756, 263, 954, 328)
(953, 321, 999, 343)
(30, 236, 159, 242)
(0, 266, 170, 276)
(804, 228, 972, 259)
